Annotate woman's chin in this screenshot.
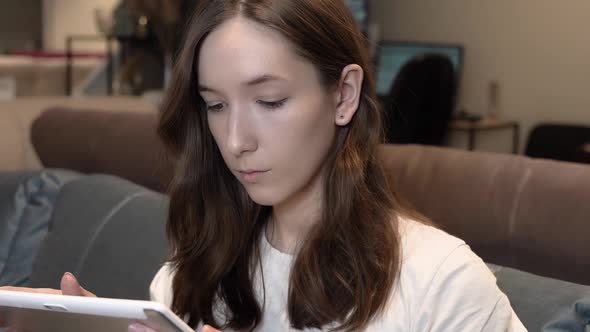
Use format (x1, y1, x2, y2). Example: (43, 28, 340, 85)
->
(243, 187, 284, 207)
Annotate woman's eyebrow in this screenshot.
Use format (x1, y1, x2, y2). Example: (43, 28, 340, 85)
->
(198, 74, 287, 93)
(198, 84, 218, 93)
(244, 74, 287, 86)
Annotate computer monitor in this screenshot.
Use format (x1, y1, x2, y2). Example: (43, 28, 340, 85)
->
(375, 41, 464, 96)
(345, 0, 369, 34)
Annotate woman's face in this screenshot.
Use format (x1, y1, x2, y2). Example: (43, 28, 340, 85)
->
(198, 17, 338, 206)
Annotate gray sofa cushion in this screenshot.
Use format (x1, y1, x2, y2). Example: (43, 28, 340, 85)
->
(496, 266, 590, 331)
(0, 170, 79, 286)
(29, 174, 170, 300)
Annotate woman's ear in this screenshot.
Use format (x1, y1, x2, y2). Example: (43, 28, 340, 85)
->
(334, 64, 364, 126)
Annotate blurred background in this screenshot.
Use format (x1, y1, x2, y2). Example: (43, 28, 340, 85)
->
(0, 0, 588, 161)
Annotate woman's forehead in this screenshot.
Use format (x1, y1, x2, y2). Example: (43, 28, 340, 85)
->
(197, 17, 315, 87)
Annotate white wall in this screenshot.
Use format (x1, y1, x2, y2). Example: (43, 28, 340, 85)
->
(43, 0, 120, 52)
(371, 0, 590, 153)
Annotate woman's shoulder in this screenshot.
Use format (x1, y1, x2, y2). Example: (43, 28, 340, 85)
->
(149, 263, 175, 308)
(392, 216, 525, 330)
(396, 215, 486, 289)
(397, 216, 467, 264)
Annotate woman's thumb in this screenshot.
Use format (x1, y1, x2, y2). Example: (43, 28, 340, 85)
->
(60, 272, 84, 296)
(201, 325, 221, 332)
(60, 272, 96, 297)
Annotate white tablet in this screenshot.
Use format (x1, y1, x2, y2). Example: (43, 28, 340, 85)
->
(0, 290, 194, 332)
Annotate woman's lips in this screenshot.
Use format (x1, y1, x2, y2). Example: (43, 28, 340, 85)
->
(238, 170, 269, 183)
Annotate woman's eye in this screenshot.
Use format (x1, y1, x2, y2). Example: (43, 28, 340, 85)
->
(257, 98, 288, 110)
(206, 103, 224, 112)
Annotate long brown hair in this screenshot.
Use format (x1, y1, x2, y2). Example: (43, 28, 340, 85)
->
(157, 0, 401, 330)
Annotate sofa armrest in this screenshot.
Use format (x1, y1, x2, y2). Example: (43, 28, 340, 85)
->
(496, 266, 590, 331)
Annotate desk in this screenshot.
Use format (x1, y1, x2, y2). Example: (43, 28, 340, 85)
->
(449, 118, 520, 154)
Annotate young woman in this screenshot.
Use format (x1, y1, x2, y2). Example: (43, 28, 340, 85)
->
(146, 0, 526, 331)
(2, 0, 526, 331)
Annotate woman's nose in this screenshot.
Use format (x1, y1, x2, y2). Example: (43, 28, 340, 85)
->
(226, 106, 257, 156)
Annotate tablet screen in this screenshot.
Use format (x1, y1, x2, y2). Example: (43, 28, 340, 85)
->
(0, 305, 186, 332)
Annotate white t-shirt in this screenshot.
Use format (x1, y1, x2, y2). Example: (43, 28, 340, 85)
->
(150, 217, 527, 331)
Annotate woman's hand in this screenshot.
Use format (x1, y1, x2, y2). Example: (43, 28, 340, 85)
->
(59, 272, 96, 297)
(0, 272, 96, 297)
(1, 274, 221, 332)
(0, 272, 96, 330)
(201, 326, 221, 332)
(127, 323, 221, 332)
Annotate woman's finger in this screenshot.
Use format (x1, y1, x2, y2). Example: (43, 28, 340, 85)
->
(1, 274, 95, 298)
(201, 324, 221, 332)
(60, 272, 96, 297)
(0, 279, 95, 331)
(128, 322, 159, 332)
(0, 286, 61, 295)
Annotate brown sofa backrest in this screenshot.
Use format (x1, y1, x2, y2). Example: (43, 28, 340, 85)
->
(0, 96, 157, 172)
(31, 108, 171, 192)
(379, 144, 590, 285)
(31, 109, 590, 285)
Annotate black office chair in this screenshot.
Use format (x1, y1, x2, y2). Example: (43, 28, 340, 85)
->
(383, 54, 456, 145)
(525, 124, 590, 163)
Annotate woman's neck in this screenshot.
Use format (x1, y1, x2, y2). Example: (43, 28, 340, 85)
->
(267, 175, 323, 255)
